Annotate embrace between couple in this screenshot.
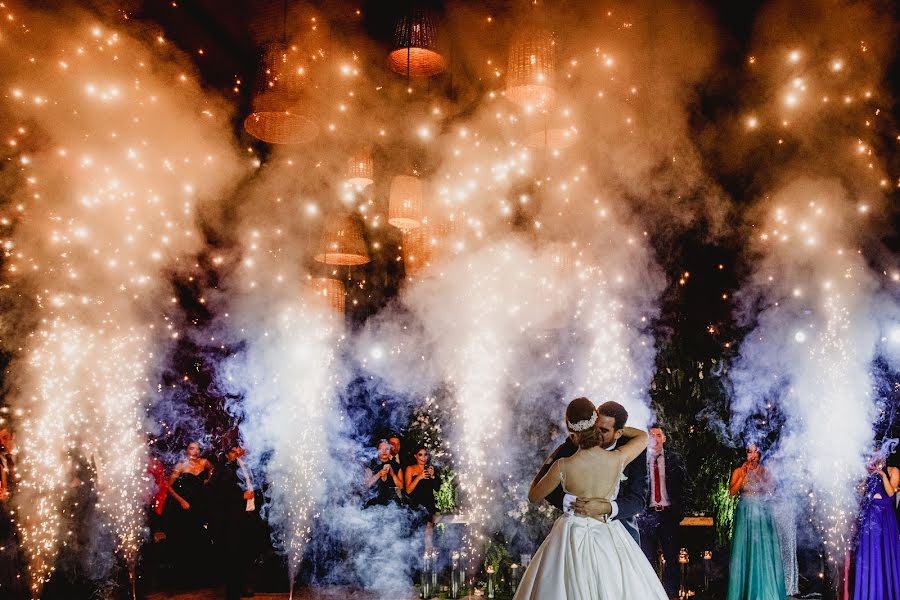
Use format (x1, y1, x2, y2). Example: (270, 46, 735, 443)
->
(513, 397, 669, 600)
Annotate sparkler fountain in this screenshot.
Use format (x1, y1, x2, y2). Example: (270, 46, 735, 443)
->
(215, 166, 345, 598)
(0, 4, 241, 596)
(729, 0, 898, 582)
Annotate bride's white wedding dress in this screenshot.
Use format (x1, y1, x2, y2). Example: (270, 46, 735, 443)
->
(513, 452, 669, 600)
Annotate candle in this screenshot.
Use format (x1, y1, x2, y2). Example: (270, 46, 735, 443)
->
(450, 552, 460, 599)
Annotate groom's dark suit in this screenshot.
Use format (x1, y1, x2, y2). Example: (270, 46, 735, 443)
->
(535, 435, 648, 544)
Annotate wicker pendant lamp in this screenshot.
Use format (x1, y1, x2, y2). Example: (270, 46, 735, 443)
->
(544, 241, 577, 275)
(387, 6, 446, 78)
(401, 225, 433, 279)
(308, 277, 346, 316)
(345, 146, 374, 189)
(506, 25, 556, 111)
(388, 174, 424, 231)
(402, 205, 464, 280)
(244, 43, 318, 144)
(314, 212, 370, 266)
(524, 107, 578, 150)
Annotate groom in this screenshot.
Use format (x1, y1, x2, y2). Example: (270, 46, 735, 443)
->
(532, 400, 648, 543)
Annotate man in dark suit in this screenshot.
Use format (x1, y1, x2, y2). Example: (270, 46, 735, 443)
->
(638, 425, 686, 599)
(210, 446, 261, 600)
(532, 400, 648, 544)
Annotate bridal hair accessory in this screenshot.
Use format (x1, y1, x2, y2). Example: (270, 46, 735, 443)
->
(566, 412, 597, 432)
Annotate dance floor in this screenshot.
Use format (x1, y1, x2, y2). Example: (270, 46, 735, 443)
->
(144, 585, 804, 600)
(146, 589, 454, 599)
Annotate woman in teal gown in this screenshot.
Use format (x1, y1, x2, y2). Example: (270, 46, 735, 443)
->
(726, 443, 786, 600)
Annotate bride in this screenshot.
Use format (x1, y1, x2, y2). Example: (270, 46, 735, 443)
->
(514, 397, 669, 600)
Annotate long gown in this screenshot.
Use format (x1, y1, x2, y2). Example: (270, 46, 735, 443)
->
(513, 449, 668, 600)
(166, 470, 212, 584)
(726, 468, 786, 600)
(853, 472, 900, 599)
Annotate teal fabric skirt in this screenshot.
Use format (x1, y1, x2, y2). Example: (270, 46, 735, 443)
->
(726, 496, 787, 600)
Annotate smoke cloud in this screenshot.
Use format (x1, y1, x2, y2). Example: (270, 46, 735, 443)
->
(727, 0, 898, 553)
(0, 2, 241, 591)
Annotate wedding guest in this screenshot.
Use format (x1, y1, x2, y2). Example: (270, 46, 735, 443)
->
(853, 440, 900, 600)
(0, 426, 23, 598)
(405, 445, 441, 552)
(141, 454, 170, 590)
(364, 439, 403, 507)
(148, 456, 168, 521)
(638, 424, 686, 599)
(388, 434, 405, 469)
(388, 433, 406, 497)
(165, 441, 214, 586)
(210, 446, 260, 600)
(726, 443, 786, 600)
(536, 400, 649, 545)
(0, 427, 15, 498)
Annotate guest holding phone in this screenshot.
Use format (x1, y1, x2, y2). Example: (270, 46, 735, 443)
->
(726, 443, 785, 600)
(364, 439, 403, 507)
(405, 445, 441, 552)
(853, 440, 900, 600)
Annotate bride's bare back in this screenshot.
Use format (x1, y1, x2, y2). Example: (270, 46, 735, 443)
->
(558, 447, 623, 500)
(528, 426, 648, 505)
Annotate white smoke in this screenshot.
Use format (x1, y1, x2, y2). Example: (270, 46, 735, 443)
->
(728, 0, 898, 556)
(0, 3, 242, 592)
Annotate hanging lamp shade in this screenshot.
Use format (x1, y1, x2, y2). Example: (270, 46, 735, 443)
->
(402, 207, 464, 280)
(314, 212, 370, 266)
(346, 146, 374, 189)
(524, 108, 578, 150)
(388, 175, 424, 230)
(525, 123, 578, 150)
(244, 43, 318, 145)
(387, 7, 446, 78)
(506, 25, 556, 111)
(544, 241, 577, 276)
(308, 277, 346, 316)
(401, 225, 433, 279)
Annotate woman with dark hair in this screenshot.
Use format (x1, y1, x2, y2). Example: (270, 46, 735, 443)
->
(165, 441, 214, 586)
(405, 445, 441, 552)
(726, 443, 786, 600)
(852, 440, 900, 600)
(514, 397, 667, 599)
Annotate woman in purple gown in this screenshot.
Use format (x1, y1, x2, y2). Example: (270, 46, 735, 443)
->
(853, 443, 900, 600)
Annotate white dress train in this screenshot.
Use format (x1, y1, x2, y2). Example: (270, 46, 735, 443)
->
(514, 471, 668, 600)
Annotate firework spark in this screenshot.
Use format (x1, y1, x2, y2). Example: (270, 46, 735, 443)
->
(0, 4, 240, 592)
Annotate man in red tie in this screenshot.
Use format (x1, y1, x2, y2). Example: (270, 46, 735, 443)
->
(639, 425, 686, 599)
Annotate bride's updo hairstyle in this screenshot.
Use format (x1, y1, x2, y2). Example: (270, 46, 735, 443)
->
(566, 397, 600, 449)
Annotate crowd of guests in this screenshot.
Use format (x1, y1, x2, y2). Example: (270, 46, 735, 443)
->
(147, 442, 264, 600)
(362, 434, 442, 552)
(0, 429, 263, 600)
(0, 416, 897, 599)
(725, 439, 900, 600)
